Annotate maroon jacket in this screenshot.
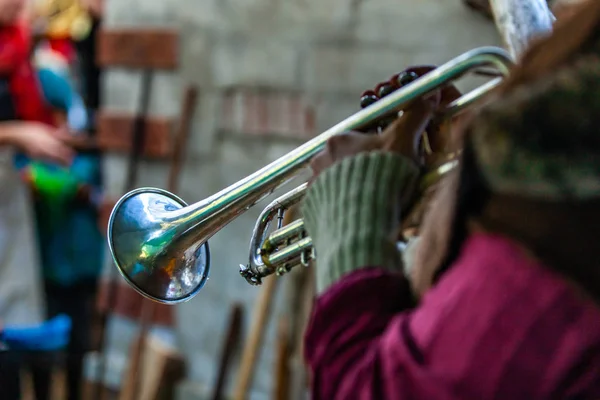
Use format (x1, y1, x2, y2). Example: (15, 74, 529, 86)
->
(305, 233, 600, 399)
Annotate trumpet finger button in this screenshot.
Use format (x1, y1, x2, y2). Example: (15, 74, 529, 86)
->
(360, 90, 379, 109)
(396, 71, 419, 87)
(377, 82, 396, 98)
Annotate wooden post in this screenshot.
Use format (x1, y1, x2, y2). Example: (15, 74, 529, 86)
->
(92, 28, 180, 400)
(210, 304, 244, 400)
(233, 276, 279, 400)
(273, 317, 291, 400)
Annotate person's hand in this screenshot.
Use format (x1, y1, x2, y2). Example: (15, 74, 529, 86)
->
(8, 122, 74, 166)
(309, 64, 463, 182)
(406, 166, 461, 298)
(402, 97, 477, 297)
(309, 97, 438, 182)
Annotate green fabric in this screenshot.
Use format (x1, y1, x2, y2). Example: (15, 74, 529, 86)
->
(301, 151, 420, 294)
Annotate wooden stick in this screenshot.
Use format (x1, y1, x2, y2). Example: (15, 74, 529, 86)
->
(233, 275, 279, 400)
(210, 303, 244, 400)
(95, 69, 155, 400)
(233, 201, 302, 400)
(167, 86, 199, 192)
(135, 335, 186, 400)
(289, 270, 315, 400)
(490, 0, 555, 60)
(273, 317, 291, 400)
(274, 249, 308, 400)
(267, 204, 312, 400)
(119, 302, 155, 400)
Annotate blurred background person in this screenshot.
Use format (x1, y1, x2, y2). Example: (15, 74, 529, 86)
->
(0, 1, 75, 396)
(0, 0, 104, 399)
(17, 1, 106, 399)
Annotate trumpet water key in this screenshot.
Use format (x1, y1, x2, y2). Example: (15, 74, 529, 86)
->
(107, 46, 513, 305)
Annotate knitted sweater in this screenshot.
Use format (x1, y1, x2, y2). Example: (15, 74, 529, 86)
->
(302, 151, 419, 293)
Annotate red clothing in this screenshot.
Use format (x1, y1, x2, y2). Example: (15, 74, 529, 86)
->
(47, 38, 76, 64)
(0, 21, 54, 125)
(305, 233, 600, 399)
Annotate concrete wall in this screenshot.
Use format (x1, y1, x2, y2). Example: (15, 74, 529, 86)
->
(100, 0, 502, 398)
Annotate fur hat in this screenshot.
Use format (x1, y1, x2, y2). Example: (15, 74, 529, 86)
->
(469, 55, 600, 201)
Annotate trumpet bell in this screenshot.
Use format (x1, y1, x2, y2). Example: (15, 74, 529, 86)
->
(107, 188, 211, 304)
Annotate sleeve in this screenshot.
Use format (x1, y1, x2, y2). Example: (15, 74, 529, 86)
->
(0, 26, 29, 74)
(301, 151, 420, 294)
(302, 238, 598, 400)
(304, 268, 430, 400)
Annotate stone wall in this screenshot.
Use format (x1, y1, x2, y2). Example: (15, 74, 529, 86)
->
(100, 0, 502, 398)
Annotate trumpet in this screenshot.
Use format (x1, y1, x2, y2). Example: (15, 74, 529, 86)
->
(107, 46, 513, 305)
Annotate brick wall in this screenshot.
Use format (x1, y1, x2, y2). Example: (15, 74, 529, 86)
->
(220, 89, 316, 139)
(100, 0, 503, 398)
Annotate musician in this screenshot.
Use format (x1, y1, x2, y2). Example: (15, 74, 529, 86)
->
(301, 1, 600, 398)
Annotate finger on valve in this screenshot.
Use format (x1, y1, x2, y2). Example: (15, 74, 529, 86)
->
(359, 69, 431, 135)
(378, 98, 437, 164)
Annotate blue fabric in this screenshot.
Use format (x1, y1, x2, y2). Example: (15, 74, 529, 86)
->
(67, 95, 87, 131)
(16, 153, 105, 285)
(0, 314, 71, 351)
(37, 68, 73, 110)
(37, 67, 88, 131)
